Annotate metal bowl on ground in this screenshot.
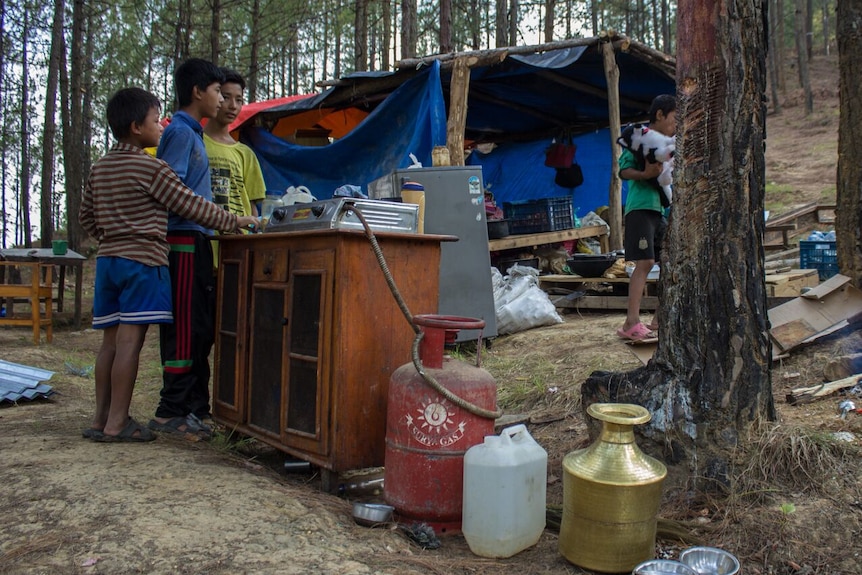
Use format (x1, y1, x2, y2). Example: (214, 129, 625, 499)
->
(632, 559, 699, 575)
(565, 253, 617, 278)
(679, 546, 740, 575)
(352, 502, 394, 526)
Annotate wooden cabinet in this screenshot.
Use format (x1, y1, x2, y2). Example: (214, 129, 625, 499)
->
(213, 229, 447, 487)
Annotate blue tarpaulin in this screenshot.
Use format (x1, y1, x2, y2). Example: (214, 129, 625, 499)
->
(241, 62, 447, 200)
(467, 129, 624, 217)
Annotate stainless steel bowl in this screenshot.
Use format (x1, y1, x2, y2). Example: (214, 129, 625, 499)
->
(632, 559, 699, 575)
(352, 502, 394, 526)
(679, 546, 740, 575)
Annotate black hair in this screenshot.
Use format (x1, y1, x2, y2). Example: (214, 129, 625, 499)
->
(106, 87, 161, 140)
(220, 67, 246, 91)
(174, 58, 225, 107)
(649, 94, 676, 122)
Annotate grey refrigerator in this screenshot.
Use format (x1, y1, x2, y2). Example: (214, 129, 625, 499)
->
(388, 166, 498, 343)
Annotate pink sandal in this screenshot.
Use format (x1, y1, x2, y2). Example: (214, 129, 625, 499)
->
(616, 322, 656, 342)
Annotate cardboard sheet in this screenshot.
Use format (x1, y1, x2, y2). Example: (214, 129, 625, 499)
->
(767, 275, 862, 354)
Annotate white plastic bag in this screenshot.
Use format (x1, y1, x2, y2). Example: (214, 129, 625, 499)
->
(491, 266, 563, 335)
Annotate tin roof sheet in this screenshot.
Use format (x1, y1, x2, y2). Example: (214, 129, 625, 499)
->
(0, 359, 55, 403)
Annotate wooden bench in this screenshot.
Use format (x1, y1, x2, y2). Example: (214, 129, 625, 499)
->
(0, 261, 53, 344)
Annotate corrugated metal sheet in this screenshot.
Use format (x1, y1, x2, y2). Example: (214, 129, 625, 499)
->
(0, 359, 55, 404)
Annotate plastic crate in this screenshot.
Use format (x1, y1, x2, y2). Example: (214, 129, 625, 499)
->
(799, 240, 838, 280)
(503, 196, 574, 235)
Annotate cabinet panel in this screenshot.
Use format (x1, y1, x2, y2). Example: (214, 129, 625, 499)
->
(283, 249, 334, 454)
(214, 257, 246, 421)
(249, 286, 287, 437)
(253, 246, 288, 282)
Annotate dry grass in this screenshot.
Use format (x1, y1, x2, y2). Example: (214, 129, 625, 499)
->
(733, 423, 859, 501)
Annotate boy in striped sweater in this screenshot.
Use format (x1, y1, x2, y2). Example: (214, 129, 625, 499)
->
(79, 87, 257, 442)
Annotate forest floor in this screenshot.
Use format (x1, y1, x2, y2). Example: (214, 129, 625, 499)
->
(1, 54, 860, 575)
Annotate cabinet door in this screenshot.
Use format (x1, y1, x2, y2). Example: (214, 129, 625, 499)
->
(248, 284, 288, 438)
(283, 248, 334, 454)
(213, 252, 249, 423)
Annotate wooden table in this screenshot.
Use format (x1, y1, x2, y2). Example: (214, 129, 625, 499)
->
(0, 248, 87, 329)
(488, 224, 609, 253)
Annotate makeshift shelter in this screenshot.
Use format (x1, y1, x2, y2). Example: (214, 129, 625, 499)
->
(237, 33, 675, 220)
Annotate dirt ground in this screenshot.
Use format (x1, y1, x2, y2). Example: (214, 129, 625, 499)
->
(2, 55, 860, 575)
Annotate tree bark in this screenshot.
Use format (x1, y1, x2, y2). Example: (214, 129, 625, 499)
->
(836, 0, 862, 285)
(582, 0, 776, 484)
(211, 0, 221, 65)
(382, 0, 391, 69)
(249, 0, 261, 101)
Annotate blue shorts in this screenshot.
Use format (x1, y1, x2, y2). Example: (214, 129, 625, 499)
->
(92, 257, 173, 329)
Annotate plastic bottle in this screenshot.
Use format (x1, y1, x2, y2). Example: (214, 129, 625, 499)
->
(400, 181, 426, 233)
(260, 192, 284, 230)
(462, 424, 548, 558)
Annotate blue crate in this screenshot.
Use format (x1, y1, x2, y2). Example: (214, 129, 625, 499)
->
(503, 196, 574, 235)
(799, 240, 838, 280)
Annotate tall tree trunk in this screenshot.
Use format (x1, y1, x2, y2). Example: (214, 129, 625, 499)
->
(335, 0, 343, 78)
(805, 0, 813, 58)
(583, 0, 775, 484)
(175, 0, 192, 67)
(41, 0, 63, 247)
(508, 0, 519, 45)
(440, 0, 452, 53)
(821, 0, 830, 55)
(0, 0, 7, 247)
(20, 7, 32, 248)
(211, 0, 221, 64)
(591, 0, 599, 37)
(382, 0, 391, 69)
(776, 0, 785, 90)
(495, 0, 507, 47)
(63, 0, 86, 252)
(662, 0, 670, 52)
(835, 0, 862, 285)
(470, 0, 481, 49)
(401, 0, 417, 58)
(543, 0, 556, 43)
(794, 0, 813, 114)
(354, 0, 369, 71)
(249, 0, 260, 100)
(768, 0, 782, 113)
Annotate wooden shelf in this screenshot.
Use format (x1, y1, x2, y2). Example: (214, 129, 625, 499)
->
(488, 224, 609, 253)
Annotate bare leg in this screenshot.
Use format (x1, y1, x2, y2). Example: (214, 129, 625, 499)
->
(91, 325, 118, 431)
(623, 259, 655, 332)
(103, 324, 149, 436)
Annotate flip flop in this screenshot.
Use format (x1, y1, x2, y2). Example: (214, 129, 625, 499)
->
(95, 418, 156, 443)
(616, 322, 656, 342)
(81, 428, 104, 440)
(147, 415, 212, 439)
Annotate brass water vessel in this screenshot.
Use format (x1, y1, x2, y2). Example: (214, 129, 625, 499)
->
(559, 403, 667, 573)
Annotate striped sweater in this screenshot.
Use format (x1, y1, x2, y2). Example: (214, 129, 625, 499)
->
(80, 143, 240, 267)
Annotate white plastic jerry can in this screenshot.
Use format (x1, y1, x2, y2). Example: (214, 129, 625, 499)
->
(462, 424, 548, 558)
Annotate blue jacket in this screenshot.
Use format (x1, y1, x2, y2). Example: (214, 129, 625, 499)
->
(157, 111, 213, 234)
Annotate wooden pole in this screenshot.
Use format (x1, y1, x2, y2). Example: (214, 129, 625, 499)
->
(602, 40, 623, 252)
(447, 56, 470, 166)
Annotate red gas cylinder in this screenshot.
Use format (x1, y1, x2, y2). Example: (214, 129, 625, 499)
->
(384, 315, 499, 535)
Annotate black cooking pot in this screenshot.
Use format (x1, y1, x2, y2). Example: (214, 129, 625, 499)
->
(487, 219, 510, 239)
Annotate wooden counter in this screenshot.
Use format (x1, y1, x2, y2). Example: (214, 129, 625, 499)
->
(213, 229, 450, 490)
(488, 224, 609, 253)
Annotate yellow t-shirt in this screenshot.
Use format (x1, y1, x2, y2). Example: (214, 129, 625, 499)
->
(204, 134, 267, 265)
(203, 134, 267, 217)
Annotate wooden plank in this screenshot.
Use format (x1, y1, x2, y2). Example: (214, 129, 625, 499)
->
(446, 57, 469, 166)
(488, 224, 608, 251)
(602, 40, 623, 252)
(786, 374, 862, 404)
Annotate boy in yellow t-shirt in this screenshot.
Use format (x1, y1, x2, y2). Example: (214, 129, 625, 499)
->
(203, 67, 266, 220)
